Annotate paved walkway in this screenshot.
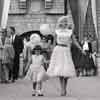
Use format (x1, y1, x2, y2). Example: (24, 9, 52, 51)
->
(0, 77, 100, 100)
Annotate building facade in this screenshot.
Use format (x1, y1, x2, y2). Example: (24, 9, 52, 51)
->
(7, 0, 65, 34)
(7, 0, 97, 39)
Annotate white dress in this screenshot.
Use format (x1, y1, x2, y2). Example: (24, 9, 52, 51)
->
(25, 55, 45, 82)
(47, 29, 76, 77)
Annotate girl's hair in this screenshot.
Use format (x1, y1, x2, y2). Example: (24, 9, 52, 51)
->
(32, 45, 42, 54)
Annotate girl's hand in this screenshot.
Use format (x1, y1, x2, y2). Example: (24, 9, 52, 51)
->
(24, 65, 28, 75)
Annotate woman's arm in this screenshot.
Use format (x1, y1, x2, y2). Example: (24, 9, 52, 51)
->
(71, 34, 83, 52)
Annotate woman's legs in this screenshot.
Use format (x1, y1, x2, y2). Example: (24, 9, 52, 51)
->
(64, 77, 68, 94)
(59, 76, 66, 96)
(59, 76, 69, 96)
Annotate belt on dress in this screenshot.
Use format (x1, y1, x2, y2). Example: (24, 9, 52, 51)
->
(57, 44, 68, 47)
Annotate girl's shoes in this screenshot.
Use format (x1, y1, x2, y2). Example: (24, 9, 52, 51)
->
(32, 93, 36, 96)
(32, 90, 44, 96)
(37, 90, 44, 96)
(38, 94, 44, 96)
(32, 90, 36, 96)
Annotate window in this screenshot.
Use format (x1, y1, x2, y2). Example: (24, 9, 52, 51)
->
(45, 0, 53, 9)
(9, 0, 27, 14)
(19, 0, 27, 9)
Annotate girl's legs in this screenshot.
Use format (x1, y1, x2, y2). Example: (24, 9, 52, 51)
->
(32, 82, 37, 96)
(33, 82, 37, 90)
(37, 81, 43, 96)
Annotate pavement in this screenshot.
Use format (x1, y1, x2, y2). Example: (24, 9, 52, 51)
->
(0, 76, 100, 100)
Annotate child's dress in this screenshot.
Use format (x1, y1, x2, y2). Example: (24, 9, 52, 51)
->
(25, 54, 45, 82)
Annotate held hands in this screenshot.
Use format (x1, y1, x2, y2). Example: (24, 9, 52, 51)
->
(81, 49, 86, 55)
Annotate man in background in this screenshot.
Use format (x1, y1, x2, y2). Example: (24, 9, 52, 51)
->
(7, 27, 23, 82)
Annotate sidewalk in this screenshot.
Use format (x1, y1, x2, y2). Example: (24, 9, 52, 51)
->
(0, 77, 100, 100)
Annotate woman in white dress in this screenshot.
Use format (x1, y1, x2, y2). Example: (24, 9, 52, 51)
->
(47, 15, 83, 96)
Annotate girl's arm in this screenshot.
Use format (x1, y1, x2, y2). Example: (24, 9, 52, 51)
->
(41, 55, 45, 66)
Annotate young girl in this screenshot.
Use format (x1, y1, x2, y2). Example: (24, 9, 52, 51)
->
(25, 45, 45, 96)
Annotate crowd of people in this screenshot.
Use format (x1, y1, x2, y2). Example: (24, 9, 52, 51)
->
(0, 14, 97, 96)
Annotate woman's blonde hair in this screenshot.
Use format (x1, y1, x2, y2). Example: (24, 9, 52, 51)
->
(56, 15, 74, 30)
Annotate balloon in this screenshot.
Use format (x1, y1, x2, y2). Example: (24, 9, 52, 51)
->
(30, 33, 41, 44)
(40, 24, 53, 35)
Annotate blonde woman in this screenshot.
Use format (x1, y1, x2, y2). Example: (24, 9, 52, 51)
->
(47, 15, 83, 96)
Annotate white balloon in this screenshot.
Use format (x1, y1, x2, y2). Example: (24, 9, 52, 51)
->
(40, 24, 52, 35)
(30, 34, 41, 44)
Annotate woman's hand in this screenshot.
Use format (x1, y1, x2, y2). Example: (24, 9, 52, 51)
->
(81, 50, 86, 55)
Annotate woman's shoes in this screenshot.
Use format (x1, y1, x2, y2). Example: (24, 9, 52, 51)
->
(61, 91, 66, 96)
(61, 93, 66, 96)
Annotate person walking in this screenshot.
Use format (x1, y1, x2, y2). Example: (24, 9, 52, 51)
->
(25, 45, 45, 96)
(47, 15, 83, 96)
